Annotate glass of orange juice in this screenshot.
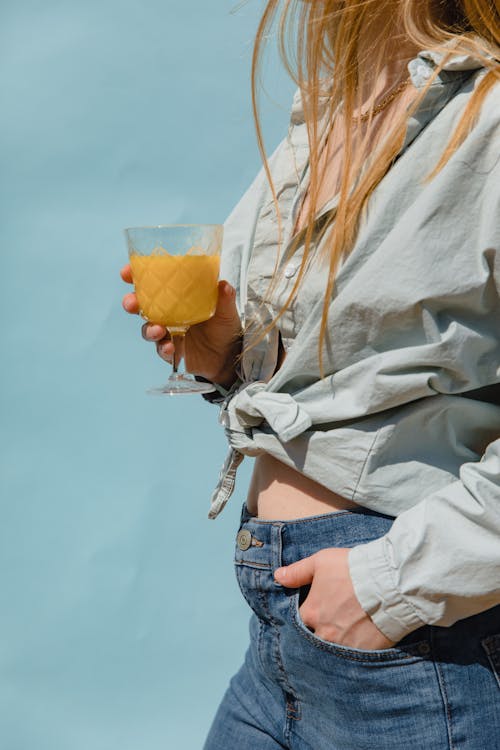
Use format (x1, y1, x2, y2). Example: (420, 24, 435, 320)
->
(124, 224, 222, 395)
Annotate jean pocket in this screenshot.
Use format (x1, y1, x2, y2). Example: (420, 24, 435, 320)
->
(290, 590, 431, 664)
(481, 633, 500, 688)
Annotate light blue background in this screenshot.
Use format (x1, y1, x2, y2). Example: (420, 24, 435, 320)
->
(0, 2, 294, 747)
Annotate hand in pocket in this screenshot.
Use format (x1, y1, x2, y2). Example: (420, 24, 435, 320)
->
(275, 547, 395, 650)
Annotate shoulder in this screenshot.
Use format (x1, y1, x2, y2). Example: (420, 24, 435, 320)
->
(477, 70, 500, 123)
(458, 71, 500, 181)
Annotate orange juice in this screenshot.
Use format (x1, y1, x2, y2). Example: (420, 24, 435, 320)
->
(130, 251, 220, 328)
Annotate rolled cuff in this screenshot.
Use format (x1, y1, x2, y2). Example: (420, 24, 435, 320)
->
(194, 375, 243, 404)
(348, 537, 427, 643)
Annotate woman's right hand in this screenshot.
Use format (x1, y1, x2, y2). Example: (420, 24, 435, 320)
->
(121, 264, 243, 389)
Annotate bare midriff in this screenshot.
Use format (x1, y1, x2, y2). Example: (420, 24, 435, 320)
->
(246, 453, 359, 520)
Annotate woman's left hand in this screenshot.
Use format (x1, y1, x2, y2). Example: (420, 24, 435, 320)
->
(274, 548, 395, 650)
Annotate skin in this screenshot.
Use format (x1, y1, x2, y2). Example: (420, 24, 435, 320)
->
(121, 267, 394, 649)
(121, 264, 242, 388)
(275, 551, 394, 649)
(120, 7, 419, 651)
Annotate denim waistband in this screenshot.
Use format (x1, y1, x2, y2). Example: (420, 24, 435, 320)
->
(234, 503, 500, 647)
(236, 503, 395, 570)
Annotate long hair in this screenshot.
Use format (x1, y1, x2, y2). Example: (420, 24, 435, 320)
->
(250, 0, 500, 375)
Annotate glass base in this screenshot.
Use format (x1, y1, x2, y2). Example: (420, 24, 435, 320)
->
(147, 374, 216, 396)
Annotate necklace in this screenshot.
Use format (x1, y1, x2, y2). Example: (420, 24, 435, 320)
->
(353, 76, 411, 122)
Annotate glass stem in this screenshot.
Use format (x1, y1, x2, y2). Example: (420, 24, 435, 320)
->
(169, 329, 187, 378)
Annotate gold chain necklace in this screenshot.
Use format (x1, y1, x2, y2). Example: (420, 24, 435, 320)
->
(353, 76, 411, 122)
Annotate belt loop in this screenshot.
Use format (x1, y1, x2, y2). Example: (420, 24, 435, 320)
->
(271, 523, 285, 581)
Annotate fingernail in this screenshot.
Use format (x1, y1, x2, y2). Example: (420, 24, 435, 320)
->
(274, 567, 286, 580)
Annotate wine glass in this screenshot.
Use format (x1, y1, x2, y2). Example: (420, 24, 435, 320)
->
(124, 224, 223, 395)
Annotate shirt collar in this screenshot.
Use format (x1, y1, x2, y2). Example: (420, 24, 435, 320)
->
(291, 46, 487, 120)
(408, 46, 487, 89)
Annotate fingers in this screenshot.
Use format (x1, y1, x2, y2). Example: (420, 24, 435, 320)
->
(121, 266, 139, 314)
(120, 264, 173, 362)
(214, 280, 239, 322)
(141, 323, 173, 361)
(156, 339, 175, 362)
(274, 554, 316, 588)
(122, 292, 139, 314)
(141, 323, 167, 341)
(120, 264, 133, 283)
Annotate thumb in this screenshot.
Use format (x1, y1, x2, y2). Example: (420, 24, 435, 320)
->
(215, 280, 238, 320)
(274, 555, 316, 588)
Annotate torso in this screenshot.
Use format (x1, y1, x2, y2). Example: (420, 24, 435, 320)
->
(246, 453, 359, 519)
(248, 84, 418, 520)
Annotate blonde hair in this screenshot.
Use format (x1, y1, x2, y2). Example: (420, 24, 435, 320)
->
(250, 0, 500, 375)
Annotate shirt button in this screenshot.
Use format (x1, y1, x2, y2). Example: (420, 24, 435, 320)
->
(284, 263, 298, 279)
(418, 642, 431, 656)
(237, 529, 252, 551)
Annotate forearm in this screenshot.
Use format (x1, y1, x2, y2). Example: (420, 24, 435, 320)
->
(208, 334, 243, 390)
(348, 438, 500, 642)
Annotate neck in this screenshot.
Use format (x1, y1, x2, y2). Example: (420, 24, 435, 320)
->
(356, 7, 418, 106)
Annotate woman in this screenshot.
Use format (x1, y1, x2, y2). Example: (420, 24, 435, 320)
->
(122, 1, 500, 747)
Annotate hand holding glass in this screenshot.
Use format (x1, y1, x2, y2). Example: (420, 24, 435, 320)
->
(125, 224, 222, 395)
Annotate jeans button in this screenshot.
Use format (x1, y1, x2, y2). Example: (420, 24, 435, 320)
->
(237, 529, 252, 551)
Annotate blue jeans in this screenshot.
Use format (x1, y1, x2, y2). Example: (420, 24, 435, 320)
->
(204, 504, 500, 749)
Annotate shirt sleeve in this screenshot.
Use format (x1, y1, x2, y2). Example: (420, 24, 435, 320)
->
(219, 140, 285, 313)
(348, 95, 500, 643)
(348, 437, 500, 643)
(198, 141, 286, 400)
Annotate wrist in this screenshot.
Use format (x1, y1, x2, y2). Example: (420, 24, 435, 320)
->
(206, 336, 243, 389)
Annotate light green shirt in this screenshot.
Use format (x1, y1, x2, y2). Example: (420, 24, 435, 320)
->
(211, 50, 500, 643)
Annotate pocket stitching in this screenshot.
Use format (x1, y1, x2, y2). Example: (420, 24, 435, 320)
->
(235, 559, 272, 569)
(289, 593, 429, 664)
